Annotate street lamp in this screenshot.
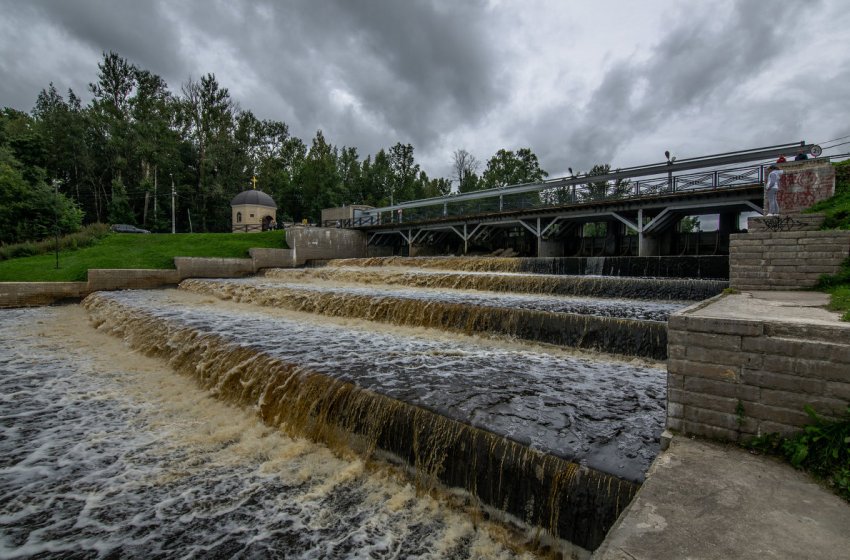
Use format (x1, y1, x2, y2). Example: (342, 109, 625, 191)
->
(53, 179, 62, 269)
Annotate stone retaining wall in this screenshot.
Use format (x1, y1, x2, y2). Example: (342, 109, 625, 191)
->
(87, 269, 181, 291)
(730, 216, 850, 290)
(667, 299, 850, 441)
(1, 228, 371, 308)
(0, 282, 88, 307)
(286, 226, 367, 265)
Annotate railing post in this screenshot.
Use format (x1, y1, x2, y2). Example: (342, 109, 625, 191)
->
(713, 170, 718, 189)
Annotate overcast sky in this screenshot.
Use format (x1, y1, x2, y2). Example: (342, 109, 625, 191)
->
(2, 0, 849, 182)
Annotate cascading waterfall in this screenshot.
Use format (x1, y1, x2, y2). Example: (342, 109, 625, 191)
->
(266, 265, 722, 300)
(82, 289, 666, 552)
(181, 278, 673, 358)
(311, 255, 730, 281)
(0, 306, 548, 559)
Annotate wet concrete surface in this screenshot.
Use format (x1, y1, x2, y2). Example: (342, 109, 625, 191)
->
(691, 290, 843, 326)
(594, 436, 850, 560)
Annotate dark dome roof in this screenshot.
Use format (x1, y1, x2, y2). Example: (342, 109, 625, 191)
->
(230, 189, 277, 208)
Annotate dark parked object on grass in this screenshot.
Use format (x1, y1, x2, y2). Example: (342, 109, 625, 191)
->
(111, 224, 151, 234)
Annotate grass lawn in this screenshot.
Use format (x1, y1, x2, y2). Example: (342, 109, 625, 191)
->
(0, 231, 286, 282)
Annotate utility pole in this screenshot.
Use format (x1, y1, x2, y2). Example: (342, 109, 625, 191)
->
(153, 166, 158, 229)
(170, 173, 176, 234)
(53, 179, 61, 269)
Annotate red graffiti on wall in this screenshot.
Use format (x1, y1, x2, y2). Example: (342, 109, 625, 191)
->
(773, 169, 832, 213)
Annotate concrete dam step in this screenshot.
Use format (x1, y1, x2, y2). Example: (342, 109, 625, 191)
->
(83, 289, 666, 552)
(313, 255, 730, 280)
(268, 265, 725, 301)
(181, 277, 676, 359)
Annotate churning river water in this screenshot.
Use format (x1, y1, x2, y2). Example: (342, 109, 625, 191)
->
(1, 261, 680, 558)
(0, 305, 544, 559)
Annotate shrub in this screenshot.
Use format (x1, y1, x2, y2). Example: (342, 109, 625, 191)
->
(745, 405, 850, 501)
(0, 223, 110, 261)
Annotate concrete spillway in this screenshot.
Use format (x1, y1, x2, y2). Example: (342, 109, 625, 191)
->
(83, 289, 666, 552)
(279, 264, 725, 301)
(313, 255, 730, 281)
(181, 277, 679, 358)
(0, 306, 541, 558)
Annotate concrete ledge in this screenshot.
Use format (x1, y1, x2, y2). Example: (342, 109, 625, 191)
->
(594, 437, 850, 560)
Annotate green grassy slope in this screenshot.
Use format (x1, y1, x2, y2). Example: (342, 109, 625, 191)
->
(0, 231, 286, 282)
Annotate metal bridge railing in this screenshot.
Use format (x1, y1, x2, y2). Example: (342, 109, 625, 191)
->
(345, 163, 766, 227)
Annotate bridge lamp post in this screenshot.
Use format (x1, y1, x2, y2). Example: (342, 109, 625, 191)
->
(665, 151, 676, 191)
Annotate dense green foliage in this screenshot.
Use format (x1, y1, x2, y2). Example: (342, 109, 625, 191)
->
(5, 51, 558, 241)
(0, 129, 83, 243)
(0, 223, 109, 261)
(744, 405, 850, 502)
(0, 230, 285, 282)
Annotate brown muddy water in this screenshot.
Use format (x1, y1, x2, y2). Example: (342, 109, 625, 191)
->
(0, 305, 548, 559)
(1, 263, 674, 557)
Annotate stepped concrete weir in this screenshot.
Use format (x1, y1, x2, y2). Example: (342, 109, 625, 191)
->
(181, 277, 677, 358)
(313, 255, 730, 279)
(83, 289, 667, 553)
(273, 264, 725, 301)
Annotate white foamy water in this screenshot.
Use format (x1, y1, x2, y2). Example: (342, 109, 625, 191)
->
(0, 306, 542, 559)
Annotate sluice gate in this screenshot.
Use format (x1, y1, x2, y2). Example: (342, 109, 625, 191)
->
(84, 289, 665, 552)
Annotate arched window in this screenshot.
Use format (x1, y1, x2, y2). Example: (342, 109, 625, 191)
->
(236, 212, 242, 223)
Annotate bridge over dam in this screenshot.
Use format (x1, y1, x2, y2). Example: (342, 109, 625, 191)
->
(330, 141, 827, 266)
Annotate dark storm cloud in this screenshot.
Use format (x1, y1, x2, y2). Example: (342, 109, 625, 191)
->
(532, 1, 812, 173)
(1, 0, 500, 161)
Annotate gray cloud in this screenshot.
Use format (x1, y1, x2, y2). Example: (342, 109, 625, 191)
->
(528, 1, 818, 173)
(1, 0, 848, 184)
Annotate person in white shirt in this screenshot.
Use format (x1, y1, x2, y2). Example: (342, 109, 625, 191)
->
(765, 164, 782, 216)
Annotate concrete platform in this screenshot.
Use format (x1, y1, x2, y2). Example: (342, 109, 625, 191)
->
(594, 436, 850, 560)
(691, 290, 842, 327)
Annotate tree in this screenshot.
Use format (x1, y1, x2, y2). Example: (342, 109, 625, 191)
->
(180, 73, 236, 231)
(452, 148, 480, 193)
(481, 148, 548, 189)
(579, 164, 632, 202)
(0, 146, 82, 244)
(298, 130, 340, 222)
(389, 142, 419, 204)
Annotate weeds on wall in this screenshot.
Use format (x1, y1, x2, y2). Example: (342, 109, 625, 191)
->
(816, 258, 850, 321)
(808, 159, 850, 230)
(744, 405, 850, 502)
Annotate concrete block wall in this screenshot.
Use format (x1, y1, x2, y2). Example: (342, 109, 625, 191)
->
(87, 269, 181, 291)
(0, 282, 88, 307)
(667, 302, 850, 441)
(249, 248, 296, 269)
(730, 228, 850, 291)
(174, 257, 255, 279)
(286, 226, 368, 265)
